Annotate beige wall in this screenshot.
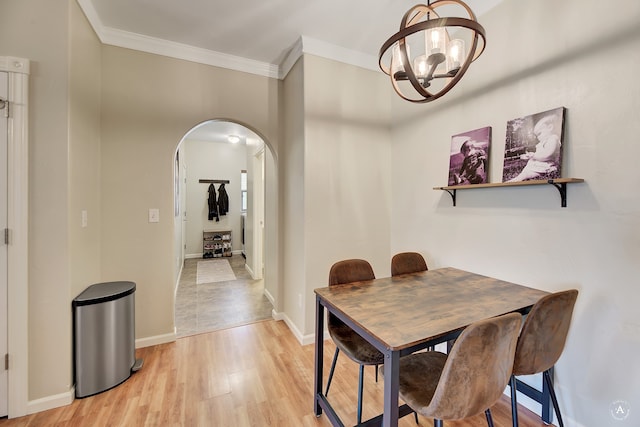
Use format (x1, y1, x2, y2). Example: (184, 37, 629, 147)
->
(281, 58, 306, 330)
(3, 0, 639, 422)
(1, 0, 282, 406)
(100, 46, 280, 341)
(68, 0, 103, 408)
(302, 55, 392, 334)
(1, 0, 76, 401)
(390, 0, 640, 424)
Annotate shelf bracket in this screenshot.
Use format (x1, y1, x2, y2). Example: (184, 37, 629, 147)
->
(548, 181, 568, 208)
(444, 189, 457, 207)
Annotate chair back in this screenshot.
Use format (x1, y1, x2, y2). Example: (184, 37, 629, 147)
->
(328, 259, 375, 286)
(327, 259, 375, 328)
(513, 289, 578, 375)
(426, 312, 522, 420)
(391, 252, 428, 276)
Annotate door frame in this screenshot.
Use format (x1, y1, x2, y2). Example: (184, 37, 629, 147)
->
(1, 56, 30, 418)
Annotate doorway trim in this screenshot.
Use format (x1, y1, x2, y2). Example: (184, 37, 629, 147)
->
(1, 56, 30, 418)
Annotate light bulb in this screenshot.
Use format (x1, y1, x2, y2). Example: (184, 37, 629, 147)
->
(425, 27, 446, 55)
(447, 39, 465, 73)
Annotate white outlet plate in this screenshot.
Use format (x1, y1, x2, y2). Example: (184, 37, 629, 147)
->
(81, 210, 88, 228)
(149, 208, 160, 223)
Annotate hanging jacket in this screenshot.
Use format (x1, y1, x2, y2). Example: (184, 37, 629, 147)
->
(217, 183, 229, 216)
(207, 183, 219, 221)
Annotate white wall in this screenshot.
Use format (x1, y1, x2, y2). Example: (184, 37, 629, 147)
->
(390, 1, 640, 425)
(183, 138, 247, 257)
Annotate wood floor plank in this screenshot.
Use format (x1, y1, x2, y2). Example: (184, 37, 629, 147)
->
(0, 320, 553, 426)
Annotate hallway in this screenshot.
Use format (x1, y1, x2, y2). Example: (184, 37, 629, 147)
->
(175, 255, 273, 337)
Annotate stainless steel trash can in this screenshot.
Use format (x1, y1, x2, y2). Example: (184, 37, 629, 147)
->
(73, 281, 142, 398)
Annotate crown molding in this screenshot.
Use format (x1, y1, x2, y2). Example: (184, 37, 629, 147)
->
(77, 0, 278, 79)
(299, 36, 379, 73)
(279, 38, 305, 79)
(77, 0, 378, 81)
(100, 27, 280, 79)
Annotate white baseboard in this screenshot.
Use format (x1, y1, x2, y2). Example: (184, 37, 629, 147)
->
(245, 263, 256, 278)
(135, 331, 176, 349)
(277, 312, 316, 346)
(27, 387, 74, 415)
(264, 288, 275, 306)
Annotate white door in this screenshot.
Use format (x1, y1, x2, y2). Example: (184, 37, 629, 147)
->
(0, 70, 9, 417)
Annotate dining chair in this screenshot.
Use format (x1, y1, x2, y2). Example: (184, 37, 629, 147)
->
(391, 252, 428, 276)
(384, 312, 522, 427)
(391, 251, 438, 352)
(509, 289, 578, 427)
(324, 259, 383, 425)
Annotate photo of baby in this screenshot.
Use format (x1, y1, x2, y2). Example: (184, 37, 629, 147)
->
(502, 107, 566, 182)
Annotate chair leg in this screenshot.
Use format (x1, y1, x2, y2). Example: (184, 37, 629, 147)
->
(357, 364, 364, 424)
(375, 364, 379, 382)
(543, 369, 565, 427)
(434, 419, 443, 427)
(510, 374, 519, 427)
(485, 409, 494, 427)
(414, 411, 419, 424)
(325, 347, 340, 396)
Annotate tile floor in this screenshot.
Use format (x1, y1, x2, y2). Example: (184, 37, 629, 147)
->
(174, 255, 273, 337)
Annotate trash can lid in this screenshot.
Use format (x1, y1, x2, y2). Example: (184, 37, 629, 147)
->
(73, 281, 136, 307)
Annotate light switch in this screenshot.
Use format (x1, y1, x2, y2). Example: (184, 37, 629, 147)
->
(149, 208, 160, 223)
(81, 210, 88, 228)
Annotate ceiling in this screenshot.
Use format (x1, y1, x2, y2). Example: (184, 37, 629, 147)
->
(80, 0, 501, 75)
(78, 0, 502, 141)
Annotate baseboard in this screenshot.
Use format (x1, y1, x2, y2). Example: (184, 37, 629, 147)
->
(264, 288, 275, 306)
(27, 387, 74, 415)
(271, 308, 283, 321)
(185, 253, 201, 259)
(244, 263, 256, 279)
(278, 312, 317, 346)
(135, 331, 176, 349)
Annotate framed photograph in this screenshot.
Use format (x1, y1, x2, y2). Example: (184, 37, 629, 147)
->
(502, 107, 566, 182)
(448, 126, 491, 186)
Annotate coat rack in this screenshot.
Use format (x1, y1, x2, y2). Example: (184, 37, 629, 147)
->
(199, 179, 230, 184)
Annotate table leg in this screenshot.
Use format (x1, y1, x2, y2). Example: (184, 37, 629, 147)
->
(314, 296, 324, 416)
(382, 351, 400, 427)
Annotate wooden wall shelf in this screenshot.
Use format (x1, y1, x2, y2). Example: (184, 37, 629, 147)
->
(433, 178, 584, 208)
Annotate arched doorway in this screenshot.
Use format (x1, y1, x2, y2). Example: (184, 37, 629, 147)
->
(172, 119, 277, 336)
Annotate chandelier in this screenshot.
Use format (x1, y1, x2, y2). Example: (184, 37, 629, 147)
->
(378, 0, 486, 103)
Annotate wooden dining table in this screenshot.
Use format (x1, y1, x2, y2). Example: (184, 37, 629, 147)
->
(313, 267, 550, 427)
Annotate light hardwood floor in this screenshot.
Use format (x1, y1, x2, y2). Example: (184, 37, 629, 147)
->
(175, 255, 273, 337)
(0, 320, 553, 426)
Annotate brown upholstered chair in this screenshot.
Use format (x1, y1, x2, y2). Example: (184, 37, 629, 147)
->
(385, 312, 522, 427)
(391, 252, 435, 352)
(391, 252, 428, 276)
(325, 259, 382, 425)
(509, 289, 578, 427)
